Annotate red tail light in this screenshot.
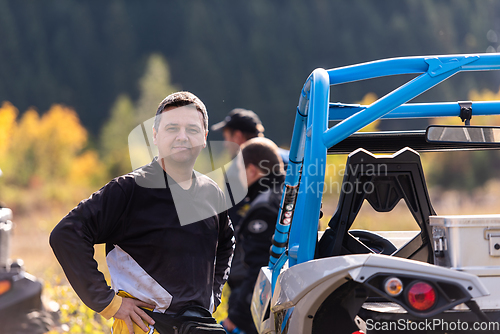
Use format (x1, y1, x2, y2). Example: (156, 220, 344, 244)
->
(407, 281, 436, 311)
(0, 280, 11, 295)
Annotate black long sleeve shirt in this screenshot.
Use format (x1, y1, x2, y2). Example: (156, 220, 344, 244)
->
(50, 159, 234, 315)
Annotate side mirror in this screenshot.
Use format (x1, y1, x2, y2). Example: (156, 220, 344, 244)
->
(426, 125, 500, 144)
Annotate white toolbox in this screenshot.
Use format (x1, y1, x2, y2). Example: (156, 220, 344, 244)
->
(430, 215, 500, 272)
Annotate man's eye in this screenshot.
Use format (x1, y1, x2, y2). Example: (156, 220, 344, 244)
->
(188, 128, 200, 134)
(166, 127, 178, 132)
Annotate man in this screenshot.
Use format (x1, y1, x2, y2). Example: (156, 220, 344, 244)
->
(50, 91, 234, 334)
(211, 108, 289, 224)
(221, 137, 285, 334)
(211, 109, 288, 315)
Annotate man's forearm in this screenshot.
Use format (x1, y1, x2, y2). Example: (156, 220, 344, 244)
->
(50, 218, 116, 313)
(213, 213, 235, 307)
(213, 246, 233, 308)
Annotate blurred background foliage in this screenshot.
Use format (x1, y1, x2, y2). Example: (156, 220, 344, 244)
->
(2, 1, 500, 332)
(1, 0, 500, 147)
(1, 0, 500, 190)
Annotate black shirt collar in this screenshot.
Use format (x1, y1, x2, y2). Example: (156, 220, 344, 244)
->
(246, 173, 284, 201)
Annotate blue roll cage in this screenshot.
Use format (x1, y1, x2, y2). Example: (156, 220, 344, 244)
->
(268, 53, 500, 292)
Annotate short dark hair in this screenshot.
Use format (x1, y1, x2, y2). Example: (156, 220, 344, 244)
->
(225, 127, 264, 141)
(154, 91, 208, 132)
(241, 137, 284, 176)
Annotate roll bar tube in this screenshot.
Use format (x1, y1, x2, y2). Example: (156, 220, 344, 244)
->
(269, 53, 500, 293)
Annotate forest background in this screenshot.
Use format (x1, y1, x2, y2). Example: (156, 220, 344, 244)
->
(2, 0, 500, 333)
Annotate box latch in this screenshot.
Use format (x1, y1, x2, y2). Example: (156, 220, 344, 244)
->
(484, 228, 500, 257)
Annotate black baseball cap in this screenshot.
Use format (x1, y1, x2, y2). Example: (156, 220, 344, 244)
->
(211, 108, 265, 135)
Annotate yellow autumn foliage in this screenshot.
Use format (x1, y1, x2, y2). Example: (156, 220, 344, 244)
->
(69, 150, 106, 187)
(468, 87, 500, 126)
(6, 109, 41, 185)
(427, 86, 500, 127)
(1, 102, 104, 190)
(35, 105, 88, 181)
(0, 101, 18, 159)
(470, 87, 500, 103)
(358, 92, 380, 132)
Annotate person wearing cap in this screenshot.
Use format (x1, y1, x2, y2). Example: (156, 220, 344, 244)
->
(221, 137, 285, 334)
(212, 110, 288, 334)
(211, 109, 289, 166)
(50, 91, 234, 334)
(211, 108, 289, 284)
(211, 109, 289, 225)
(211, 108, 266, 155)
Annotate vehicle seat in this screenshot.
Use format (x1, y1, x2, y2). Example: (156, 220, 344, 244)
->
(316, 147, 436, 263)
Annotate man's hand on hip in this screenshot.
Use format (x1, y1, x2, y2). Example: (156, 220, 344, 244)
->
(113, 298, 156, 334)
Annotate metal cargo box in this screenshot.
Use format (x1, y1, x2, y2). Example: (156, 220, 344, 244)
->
(430, 215, 500, 271)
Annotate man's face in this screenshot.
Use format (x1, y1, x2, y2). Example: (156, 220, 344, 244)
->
(223, 128, 246, 145)
(153, 105, 207, 167)
(223, 128, 246, 156)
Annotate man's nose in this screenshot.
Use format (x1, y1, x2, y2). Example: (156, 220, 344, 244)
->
(176, 128, 189, 141)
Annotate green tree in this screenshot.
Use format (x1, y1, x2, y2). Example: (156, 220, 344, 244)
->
(100, 54, 180, 177)
(100, 94, 136, 178)
(135, 53, 178, 123)
(1, 0, 498, 145)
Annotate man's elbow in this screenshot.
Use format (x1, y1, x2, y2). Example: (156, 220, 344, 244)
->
(49, 222, 68, 253)
(49, 226, 60, 253)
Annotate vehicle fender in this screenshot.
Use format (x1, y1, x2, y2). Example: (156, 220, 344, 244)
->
(251, 266, 274, 333)
(272, 254, 489, 312)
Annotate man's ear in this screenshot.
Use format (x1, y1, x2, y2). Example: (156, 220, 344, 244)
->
(152, 126, 158, 146)
(247, 163, 262, 178)
(233, 130, 246, 146)
(203, 130, 208, 148)
(246, 163, 264, 186)
(246, 163, 256, 176)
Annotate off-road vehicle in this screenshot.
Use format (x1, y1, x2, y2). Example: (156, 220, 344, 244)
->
(251, 53, 500, 334)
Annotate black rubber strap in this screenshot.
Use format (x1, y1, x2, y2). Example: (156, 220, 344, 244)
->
(272, 237, 287, 248)
(269, 249, 283, 259)
(459, 101, 472, 125)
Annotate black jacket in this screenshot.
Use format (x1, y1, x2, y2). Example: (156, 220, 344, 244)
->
(228, 174, 284, 332)
(50, 159, 234, 314)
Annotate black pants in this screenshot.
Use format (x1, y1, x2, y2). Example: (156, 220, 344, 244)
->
(143, 306, 226, 334)
(226, 286, 258, 334)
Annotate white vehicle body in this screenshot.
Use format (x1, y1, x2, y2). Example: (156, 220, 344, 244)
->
(253, 232, 500, 333)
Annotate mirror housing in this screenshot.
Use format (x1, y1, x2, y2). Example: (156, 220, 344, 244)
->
(426, 125, 500, 144)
